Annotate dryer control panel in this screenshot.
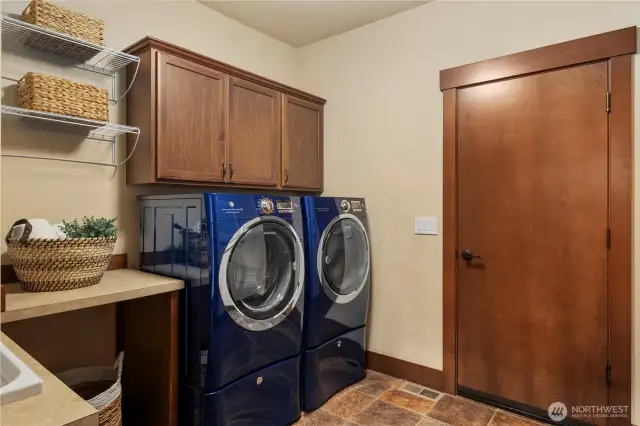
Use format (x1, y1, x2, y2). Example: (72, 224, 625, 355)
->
(339, 199, 365, 213)
(350, 200, 365, 212)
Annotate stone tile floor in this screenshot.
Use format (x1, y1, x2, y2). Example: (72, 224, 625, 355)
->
(295, 371, 549, 426)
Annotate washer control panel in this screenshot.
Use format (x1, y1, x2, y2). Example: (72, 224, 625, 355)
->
(276, 199, 293, 213)
(256, 197, 297, 214)
(259, 198, 274, 214)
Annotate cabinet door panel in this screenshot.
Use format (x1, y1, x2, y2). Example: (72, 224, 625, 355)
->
(282, 95, 323, 190)
(228, 77, 279, 186)
(157, 52, 226, 182)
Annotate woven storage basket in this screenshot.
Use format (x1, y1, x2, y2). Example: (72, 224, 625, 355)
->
(18, 72, 109, 121)
(5, 219, 116, 292)
(57, 353, 124, 426)
(22, 0, 104, 46)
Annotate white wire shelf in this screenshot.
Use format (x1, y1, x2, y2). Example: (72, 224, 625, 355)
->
(1, 105, 140, 141)
(1, 15, 139, 76)
(1, 105, 141, 167)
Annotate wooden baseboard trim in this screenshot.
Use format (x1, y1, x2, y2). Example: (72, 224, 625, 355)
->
(1, 253, 129, 284)
(366, 351, 444, 392)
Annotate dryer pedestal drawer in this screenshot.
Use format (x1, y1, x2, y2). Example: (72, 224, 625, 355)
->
(302, 326, 366, 412)
(203, 356, 301, 426)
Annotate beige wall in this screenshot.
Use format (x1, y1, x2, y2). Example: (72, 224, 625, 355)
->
(0, 0, 298, 262)
(3, 0, 640, 420)
(296, 0, 640, 420)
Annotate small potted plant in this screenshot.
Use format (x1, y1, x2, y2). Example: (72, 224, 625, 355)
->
(5, 216, 118, 292)
(59, 216, 118, 239)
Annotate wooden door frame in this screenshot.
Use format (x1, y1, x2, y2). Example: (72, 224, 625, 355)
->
(440, 26, 636, 425)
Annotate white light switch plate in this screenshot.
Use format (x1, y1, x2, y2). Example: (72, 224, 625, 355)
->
(415, 216, 438, 235)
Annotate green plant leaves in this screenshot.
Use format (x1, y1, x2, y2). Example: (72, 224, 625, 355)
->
(59, 216, 118, 238)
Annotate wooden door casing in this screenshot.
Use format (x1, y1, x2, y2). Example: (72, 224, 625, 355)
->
(456, 62, 609, 420)
(607, 55, 633, 426)
(227, 77, 280, 186)
(282, 94, 323, 190)
(156, 52, 226, 182)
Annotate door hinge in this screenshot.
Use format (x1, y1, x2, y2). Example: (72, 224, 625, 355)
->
(606, 363, 612, 386)
(606, 92, 611, 112)
(607, 228, 611, 249)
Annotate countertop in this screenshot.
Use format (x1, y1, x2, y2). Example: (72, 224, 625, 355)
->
(1, 269, 184, 323)
(0, 332, 98, 426)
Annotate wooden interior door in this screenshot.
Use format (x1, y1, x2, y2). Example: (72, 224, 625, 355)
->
(227, 76, 279, 186)
(456, 62, 609, 422)
(282, 94, 323, 190)
(156, 52, 226, 182)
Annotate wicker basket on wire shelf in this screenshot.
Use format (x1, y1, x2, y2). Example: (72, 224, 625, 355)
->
(21, 0, 105, 46)
(17, 72, 109, 121)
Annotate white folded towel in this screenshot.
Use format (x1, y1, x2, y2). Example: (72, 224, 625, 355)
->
(11, 219, 60, 240)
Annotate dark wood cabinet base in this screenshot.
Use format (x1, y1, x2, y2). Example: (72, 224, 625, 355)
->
(119, 291, 179, 426)
(2, 288, 180, 426)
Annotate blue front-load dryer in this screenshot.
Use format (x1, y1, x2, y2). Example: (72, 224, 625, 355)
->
(139, 193, 306, 426)
(301, 197, 371, 412)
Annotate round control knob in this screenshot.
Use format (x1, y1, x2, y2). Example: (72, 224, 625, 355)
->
(260, 198, 274, 214)
(340, 200, 350, 212)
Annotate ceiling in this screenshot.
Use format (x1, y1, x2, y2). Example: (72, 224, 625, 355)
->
(199, 1, 429, 47)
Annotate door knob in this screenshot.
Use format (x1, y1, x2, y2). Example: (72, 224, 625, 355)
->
(461, 249, 482, 261)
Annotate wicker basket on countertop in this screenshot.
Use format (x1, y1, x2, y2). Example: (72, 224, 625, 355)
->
(22, 0, 104, 46)
(5, 219, 116, 292)
(18, 72, 109, 121)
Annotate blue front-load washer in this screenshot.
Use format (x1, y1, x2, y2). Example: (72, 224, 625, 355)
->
(139, 193, 306, 426)
(301, 197, 371, 412)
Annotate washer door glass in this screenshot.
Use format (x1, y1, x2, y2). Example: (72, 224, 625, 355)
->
(321, 218, 369, 296)
(227, 222, 297, 320)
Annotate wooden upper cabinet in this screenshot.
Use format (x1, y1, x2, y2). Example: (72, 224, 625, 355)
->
(282, 95, 323, 190)
(156, 52, 226, 182)
(124, 37, 325, 190)
(227, 77, 279, 186)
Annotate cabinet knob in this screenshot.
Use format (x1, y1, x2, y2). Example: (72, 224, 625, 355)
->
(284, 169, 289, 184)
(221, 162, 226, 178)
(229, 163, 234, 179)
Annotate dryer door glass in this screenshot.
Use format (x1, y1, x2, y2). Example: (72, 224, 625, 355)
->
(227, 222, 297, 320)
(321, 218, 369, 296)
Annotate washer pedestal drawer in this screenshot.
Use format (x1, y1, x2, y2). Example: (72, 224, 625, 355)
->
(302, 326, 366, 412)
(201, 356, 301, 426)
